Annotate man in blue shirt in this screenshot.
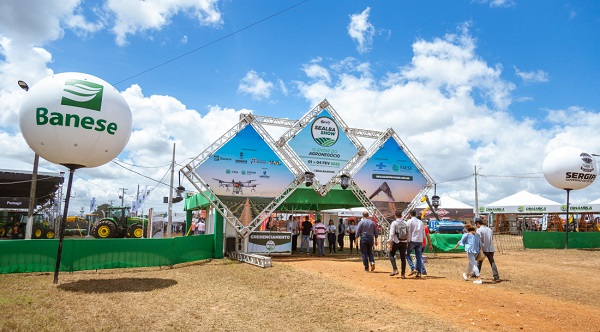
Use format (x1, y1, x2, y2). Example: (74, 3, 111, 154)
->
(355, 211, 379, 272)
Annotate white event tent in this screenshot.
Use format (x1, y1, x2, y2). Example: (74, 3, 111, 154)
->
(415, 195, 474, 220)
(480, 190, 562, 214)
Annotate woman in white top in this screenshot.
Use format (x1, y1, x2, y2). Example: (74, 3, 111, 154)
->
(326, 219, 337, 254)
(347, 219, 357, 254)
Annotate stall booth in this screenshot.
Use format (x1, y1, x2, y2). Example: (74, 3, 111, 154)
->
(480, 191, 600, 248)
(180, 100, 438, 257)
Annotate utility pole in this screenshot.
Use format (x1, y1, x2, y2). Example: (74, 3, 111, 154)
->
(167, 143, 175, 238)
(25, 153, 39, 240)
(119, 188, 127, 207)
(474, 165, 479, 219)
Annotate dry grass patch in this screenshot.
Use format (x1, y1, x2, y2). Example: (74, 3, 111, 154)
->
(1, 249, 600, 331)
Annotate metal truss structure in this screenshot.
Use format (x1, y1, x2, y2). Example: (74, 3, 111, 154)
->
(181, 99, 435, 248)
(228, 252, 272, 268)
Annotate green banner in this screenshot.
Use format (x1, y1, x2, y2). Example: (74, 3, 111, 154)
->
(0, 235, 215, 274)
(523, 231, 600, 249)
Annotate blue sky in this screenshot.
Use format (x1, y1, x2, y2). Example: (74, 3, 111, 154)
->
(1, 0, 600, 214)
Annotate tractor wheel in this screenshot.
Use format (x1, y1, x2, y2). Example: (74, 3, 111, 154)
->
(127, 224, 144, 238)
(45, 229, 55, 239)
(0, 227, 6, 237)
(32, 225, 44, 239)
(93, 220, 117, 238)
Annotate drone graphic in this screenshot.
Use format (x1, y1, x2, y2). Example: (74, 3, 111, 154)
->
(213, 178, 258, 195)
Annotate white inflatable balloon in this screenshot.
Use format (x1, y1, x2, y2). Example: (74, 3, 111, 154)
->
(543, 146, 597, 190)
(19, 72, 132, 168)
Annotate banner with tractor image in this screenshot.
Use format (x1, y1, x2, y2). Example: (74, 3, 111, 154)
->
(194, 125, 296, 226)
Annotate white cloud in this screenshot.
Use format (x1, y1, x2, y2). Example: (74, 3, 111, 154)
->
(473, 0, 515, 8)
(105, 0, 222, 46)
(278, 79, 288, 96)
(238, 70, 274, 100)
(302, 62, 331, 83)
(181, 35, 188, 44)
(297, 23, 599, 205)
(348, 7, 375, 54)
(514, 67, 550, 83)
(0, 0, 102, 46)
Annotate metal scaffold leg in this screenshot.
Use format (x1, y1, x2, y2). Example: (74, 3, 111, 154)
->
(228, 252, 272, 268)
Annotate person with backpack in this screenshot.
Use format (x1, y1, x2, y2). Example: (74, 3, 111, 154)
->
(388, 209, 409, 277)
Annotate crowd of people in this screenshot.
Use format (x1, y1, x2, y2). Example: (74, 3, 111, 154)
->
(190, 213, 206, 235)
(260, 209, 501, 284)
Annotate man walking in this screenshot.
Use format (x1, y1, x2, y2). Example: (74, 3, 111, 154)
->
(473, 218, 501, 282)
(388, 210, 409, 277)
(406, 210, 425, 278)
(355, 211, 378, 272)
(300, 216, 312, 254)
(286, 216, 299, 253)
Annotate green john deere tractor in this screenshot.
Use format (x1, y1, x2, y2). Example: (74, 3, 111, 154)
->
(91, 206, 148, 239)
(0, 214, 55, 239)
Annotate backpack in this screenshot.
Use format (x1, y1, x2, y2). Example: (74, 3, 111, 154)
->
(395, 220, 409, 241)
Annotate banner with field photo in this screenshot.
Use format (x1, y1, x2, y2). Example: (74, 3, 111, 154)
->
(194, 125, 295, 226)
(352, 137, 429, 221)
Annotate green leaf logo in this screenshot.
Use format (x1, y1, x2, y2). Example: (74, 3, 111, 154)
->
(61, 79, 104, 112)
(311, 115, 339, 147)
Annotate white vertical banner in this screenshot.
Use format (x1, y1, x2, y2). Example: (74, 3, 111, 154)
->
(89, 197, 97, 213)
(541, 214, 548, 231)
(132, 185, 152, 214)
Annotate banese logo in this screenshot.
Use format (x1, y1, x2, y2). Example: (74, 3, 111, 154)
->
(18, 72, 132, 168)
(311, 116, 339, 147)
(35, 79, 118, 135)
(61, 79, 104, 111)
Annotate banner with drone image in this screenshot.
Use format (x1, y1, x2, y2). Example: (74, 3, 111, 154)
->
(194, 124, 296, 226)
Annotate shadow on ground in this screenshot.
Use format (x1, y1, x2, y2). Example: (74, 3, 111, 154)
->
(58, 277, 178, 293)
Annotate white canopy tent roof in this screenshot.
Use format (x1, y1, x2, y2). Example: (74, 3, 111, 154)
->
(416, 195, 473, 210)
(480, 190, 562, 214)
(415, 195, 474, 220)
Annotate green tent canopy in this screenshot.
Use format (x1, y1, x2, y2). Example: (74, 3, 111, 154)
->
(184, 186, 363, 212)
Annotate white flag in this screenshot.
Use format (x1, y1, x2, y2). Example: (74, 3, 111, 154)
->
(132, 186, 152, 214)
(90, 197, 97, 213)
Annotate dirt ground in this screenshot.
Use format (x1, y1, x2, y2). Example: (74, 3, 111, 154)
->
(276, 249, 600, 331)
(1, 249, 599, 331)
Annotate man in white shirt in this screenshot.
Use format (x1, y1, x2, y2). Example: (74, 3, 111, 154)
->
(285, 216, 299, 253)
(406, 209, 425, 278)
(473, 219, 501, 282)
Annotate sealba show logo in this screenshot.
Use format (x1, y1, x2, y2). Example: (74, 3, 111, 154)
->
(35, 79, 119, 135)
(311, 116, 339, 147)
